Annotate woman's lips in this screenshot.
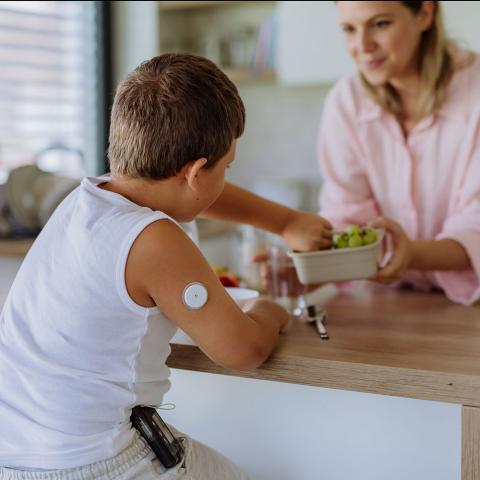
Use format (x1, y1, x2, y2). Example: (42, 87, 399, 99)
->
(365, 58, 386, 70)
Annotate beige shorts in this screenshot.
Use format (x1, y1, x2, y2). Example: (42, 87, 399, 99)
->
(0, 429, 252, 480)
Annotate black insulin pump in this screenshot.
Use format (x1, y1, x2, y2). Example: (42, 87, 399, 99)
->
(131, 405, 185, 468)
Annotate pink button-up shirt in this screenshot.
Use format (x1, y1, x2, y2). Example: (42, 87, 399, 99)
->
(318, 54, 480, 305)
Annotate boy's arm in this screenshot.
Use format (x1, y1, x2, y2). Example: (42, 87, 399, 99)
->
(201, 182, 332, 251)
(125, 219, 289, 371)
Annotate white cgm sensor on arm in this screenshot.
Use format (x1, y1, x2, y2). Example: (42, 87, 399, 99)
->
(182, 282, 208, 310)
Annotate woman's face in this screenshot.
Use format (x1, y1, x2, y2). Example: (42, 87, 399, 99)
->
(337, 1, 434, 86)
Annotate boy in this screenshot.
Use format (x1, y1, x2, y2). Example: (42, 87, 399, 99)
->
(0, 53, 332, 479)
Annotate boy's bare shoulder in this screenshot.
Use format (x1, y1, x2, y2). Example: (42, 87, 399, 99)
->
(128, 218, 205, 277)
(133, 218, 189, 257)
(125, 219, 202, 305)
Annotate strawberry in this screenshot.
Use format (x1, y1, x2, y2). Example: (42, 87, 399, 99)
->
(218, 275, 239, 288)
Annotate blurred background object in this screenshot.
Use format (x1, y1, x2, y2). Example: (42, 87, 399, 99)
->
(0, 1, 109, 186)
(1, 164, 79, 237)
(158, 1, 277, 82)
(2, 0, 479, 241)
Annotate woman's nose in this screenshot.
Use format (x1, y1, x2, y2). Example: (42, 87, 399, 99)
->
(356, 29, 376, 54)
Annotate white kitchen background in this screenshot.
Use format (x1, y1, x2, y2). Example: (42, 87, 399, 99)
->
(2, 1, 479, 479)
(115, 0, 480, 214)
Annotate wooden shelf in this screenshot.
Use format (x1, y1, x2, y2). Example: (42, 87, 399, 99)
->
(223, 66, 276, 83)
(158, 1, 277, 84)
(158, 1, 261, 12)
(0, 238, 34, 256)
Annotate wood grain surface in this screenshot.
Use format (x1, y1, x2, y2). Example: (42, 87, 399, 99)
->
(168, 284, 480, 406)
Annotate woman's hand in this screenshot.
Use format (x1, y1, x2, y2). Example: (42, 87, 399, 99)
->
(370, 217, 413, 282)
(281, 211, 333, 252)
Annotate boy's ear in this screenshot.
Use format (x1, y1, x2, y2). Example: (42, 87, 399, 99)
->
(182, 157, 208, 191)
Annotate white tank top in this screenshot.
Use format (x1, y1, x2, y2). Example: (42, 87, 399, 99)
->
(0, 176, 178, 468)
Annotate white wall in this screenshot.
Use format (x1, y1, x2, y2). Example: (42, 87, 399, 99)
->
(443, 1, 480, 52)
(163, 370, 460, 480)
(111, 1, 159, 86)
(276, 1, 355, 85)
(231, 82, 329, 211)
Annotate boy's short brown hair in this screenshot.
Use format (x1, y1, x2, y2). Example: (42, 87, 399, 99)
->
(108, 53, 245, 179)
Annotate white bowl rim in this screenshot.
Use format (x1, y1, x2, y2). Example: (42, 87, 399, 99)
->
(225, 287, 260, 300)
(287, 228, 385, 258)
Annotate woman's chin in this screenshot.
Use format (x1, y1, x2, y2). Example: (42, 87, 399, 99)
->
(361, 70, 390, 87)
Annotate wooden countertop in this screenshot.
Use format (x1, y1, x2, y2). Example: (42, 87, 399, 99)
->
(167, 284, 480, 406)
(0, 220, 236, 257)
(5, 235, 480, 406)
(0, 238, 34, 256)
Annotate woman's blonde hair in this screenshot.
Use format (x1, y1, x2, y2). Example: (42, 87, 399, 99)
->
(361, 1, 453, 122)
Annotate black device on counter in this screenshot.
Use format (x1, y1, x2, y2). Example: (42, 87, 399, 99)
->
(131, 405, 185, 468)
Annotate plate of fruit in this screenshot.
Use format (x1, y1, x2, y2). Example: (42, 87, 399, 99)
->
(287, 226, 385, 284)
(212, 265, 241, 288)
(212, 266, 259, 307)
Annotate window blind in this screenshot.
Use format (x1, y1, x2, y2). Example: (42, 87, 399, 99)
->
(0, 1, 103, 183)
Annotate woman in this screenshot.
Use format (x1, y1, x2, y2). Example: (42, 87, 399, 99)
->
(318, 0, 480, 305)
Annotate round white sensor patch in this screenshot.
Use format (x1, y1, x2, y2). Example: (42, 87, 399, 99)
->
(182, 282, 208, 310)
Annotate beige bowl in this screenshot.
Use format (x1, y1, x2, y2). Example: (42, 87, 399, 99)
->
(288, 229, 385, 285)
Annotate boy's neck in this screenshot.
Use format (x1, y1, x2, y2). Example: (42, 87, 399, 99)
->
(99, 175, 192, 222)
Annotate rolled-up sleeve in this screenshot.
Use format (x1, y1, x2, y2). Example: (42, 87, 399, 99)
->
(434, 131, 480, 305)
(317, 85, 380, 228)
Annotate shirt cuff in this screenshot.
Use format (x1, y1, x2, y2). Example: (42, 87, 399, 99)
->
(434, 230, 480, 306)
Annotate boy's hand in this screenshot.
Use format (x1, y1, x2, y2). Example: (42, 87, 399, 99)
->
(370, 217, 413, 282)
(242, 298, 290, 332)
(253, 252, 320, 296)
(281, 211, 333, 252)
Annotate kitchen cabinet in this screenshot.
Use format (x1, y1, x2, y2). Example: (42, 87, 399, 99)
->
(157, 0, 350, 85)
(158, 1, 277, 83)
(142, 1, 480, 88)
(275, 0, 353, 85)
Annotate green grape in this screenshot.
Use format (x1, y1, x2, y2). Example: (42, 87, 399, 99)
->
(337, 234, 349, 249)
(348, 234, 363, 248)
(332, 232, 342, 247)
(331, 225, 377, 250)
(362, 228, 377, 245)
(333, 232, 349, 248)
(345, 225, 362, 236)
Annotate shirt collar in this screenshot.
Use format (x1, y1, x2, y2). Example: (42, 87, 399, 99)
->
(435, 74, 470, 123)
(437, 50, 478, 123)
(358, 97, 382, 123)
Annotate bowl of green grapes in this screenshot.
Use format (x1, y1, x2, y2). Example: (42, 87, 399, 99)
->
(287, 226, 384, 284)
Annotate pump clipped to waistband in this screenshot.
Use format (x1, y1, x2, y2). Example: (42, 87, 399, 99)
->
(131, 405, 185, 468)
